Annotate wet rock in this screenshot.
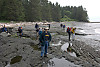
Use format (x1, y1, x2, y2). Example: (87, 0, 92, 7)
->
(0, 32, 11, 37)
(1, 22, 100, 67)
(95, 58, 100, 63)
(10, 56, 22, 64)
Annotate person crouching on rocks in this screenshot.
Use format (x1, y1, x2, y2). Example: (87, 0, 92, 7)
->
(40, 27, 52, 58)
(2, 25, 7, 33)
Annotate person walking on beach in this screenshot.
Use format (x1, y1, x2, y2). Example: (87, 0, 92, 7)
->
(67, 27, 71, 41)
(39, 27, 52, 58)
(71, 28, 76, 41)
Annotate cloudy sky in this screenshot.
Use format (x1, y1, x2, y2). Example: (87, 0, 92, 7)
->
(48, 0, 100, 22)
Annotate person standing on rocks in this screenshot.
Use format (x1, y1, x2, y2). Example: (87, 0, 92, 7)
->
(40, 27, 52, 57)
(60, 24, 63, 28)
(2, 25, 7, 32)
(35, 23, 39, 29)
(39, 28, 44, 41)
(36, 28, 40, 40)
(18, 27, 23, 37)
(71, 28, 76, 41)
(63, 25, 65, 29)
(38, 28, 42, 37)
(48, 24, 50, 29)
(67, 27, 71, 41)
(35, 23, 39, 40)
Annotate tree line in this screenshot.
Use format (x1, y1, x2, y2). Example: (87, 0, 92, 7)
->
(0, 0, 89, 22)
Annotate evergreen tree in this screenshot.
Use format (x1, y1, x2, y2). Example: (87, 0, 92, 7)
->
(71, 6, 77, 20)
(0, 0, 3, 20)
(0, 0, 89, 22)
(40, 0, 52, 21)
(75, 6, 88, 22)
(1, 0, 25, 21)
(21, 0, 29, 21)
(26, 0, 41, 22)
(53, 2, 61, 22)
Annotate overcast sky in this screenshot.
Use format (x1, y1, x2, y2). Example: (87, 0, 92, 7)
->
(48, 0, 100, 22)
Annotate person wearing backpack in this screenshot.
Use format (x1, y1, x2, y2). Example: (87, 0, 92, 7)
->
(67, 27, 71, 41)
(39, 27, 52, 58)
(71, 28, 76, 41)
(2, 25, 7, 32)
(63, 25, 65, 29)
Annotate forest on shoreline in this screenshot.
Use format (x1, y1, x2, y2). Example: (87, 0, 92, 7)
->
(0, 0, 89, 22)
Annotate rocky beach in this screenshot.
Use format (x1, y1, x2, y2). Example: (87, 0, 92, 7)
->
(0, 22, 100, 67)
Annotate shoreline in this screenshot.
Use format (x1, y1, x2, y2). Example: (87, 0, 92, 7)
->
(0, 22, 100, 67)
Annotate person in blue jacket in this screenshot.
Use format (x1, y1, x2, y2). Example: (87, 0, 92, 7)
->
(38, 28, 42, 37)
(63, 25, 65, 29)
(2, 25, 7, 32)
(39, 27, 52, 57)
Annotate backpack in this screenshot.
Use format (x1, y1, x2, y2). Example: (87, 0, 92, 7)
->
(18, 27, 22, 33)
(39, 30, 42, 36)
(63, 25, 65, 28)
(67, 27, 71, 33)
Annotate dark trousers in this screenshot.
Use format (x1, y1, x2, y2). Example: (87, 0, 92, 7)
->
(68, 32, 71, 41)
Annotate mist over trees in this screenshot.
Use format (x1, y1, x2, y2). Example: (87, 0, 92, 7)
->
(0, 0, 89, 22)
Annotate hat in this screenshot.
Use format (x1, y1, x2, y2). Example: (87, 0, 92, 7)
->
(45, 27, 49, 30)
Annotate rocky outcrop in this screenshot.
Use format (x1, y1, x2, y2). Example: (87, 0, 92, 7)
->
(0, 22, 100, 67)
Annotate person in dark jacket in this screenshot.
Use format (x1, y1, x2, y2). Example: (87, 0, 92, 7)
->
(35, 23, 39, 29)
(67, 27, 71, 41)
(39, 27, 52, 57)
(18, 27, 23, 37)
(38, 28, 44, 46)
(38, 28, 42, 37)
(60, 24, 63, 28)
(2, 25, 7, 32)
(63, 25, 65, 29)
(48, 24, 50, 29)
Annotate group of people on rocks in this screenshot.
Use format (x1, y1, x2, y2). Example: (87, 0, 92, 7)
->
(60, 23, 76, 41)
(0, 23, 76, 58)
(0, 25, 23, 37)
(60, 24, 66, 29)
(67, 27, 76, 41)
